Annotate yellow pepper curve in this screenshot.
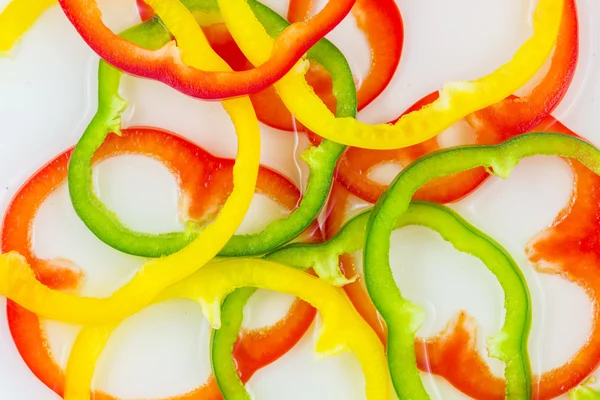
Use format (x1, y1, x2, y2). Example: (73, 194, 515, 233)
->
(0, 0, 261, 321)
(216, 0, 563, 150)
(29, 258, 389, 400)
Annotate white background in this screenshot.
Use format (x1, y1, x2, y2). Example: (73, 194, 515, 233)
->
(0, 0, 599, 398)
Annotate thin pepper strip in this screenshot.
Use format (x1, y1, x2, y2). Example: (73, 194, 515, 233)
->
(362, 132, 600, 399)
(336, 0, 578, 203)
(212, 200, 531, 400)
(3, 127, 317, 399)
(61, 259, 390, 400)
(0, 14, 261, 323)
(220, 0, 563, 149)
(71, 2, 356, 259)
(416, 118, 600, 399)
(55, 0, 353, 100)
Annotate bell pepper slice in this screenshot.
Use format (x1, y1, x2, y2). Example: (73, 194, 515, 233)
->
(336, 0, 578, 203)
(220, 0, 563, 149)
(61, 259, 390, 400)
(2, 127, 317, 399)
(362, 132, 600, 399)
(53, 0, 353, 100)
(415, 118, 600, 399)
(212, 200, 531, 400)
(71, 3, 356, 258)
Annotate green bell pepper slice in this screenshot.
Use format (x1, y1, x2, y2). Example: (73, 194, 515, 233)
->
(68, 0, 353, 258)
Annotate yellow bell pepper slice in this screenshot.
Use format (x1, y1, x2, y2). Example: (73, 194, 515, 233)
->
(57, 259, 390, 400)
(0, 1, 261, 321)
(216, 0, 563, 150)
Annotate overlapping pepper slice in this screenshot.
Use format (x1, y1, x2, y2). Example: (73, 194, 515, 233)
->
(362, 132, 600, 399)
(71, 1, 356, 258)
(220, 0, 563, 149)
(59, 259, 390, 400)
(51, 0, 353, 100)
(413, 118, 600, 400)
(336, 0, 578, 203)
(2, 127, 318, 399)
(211, 200, 531, 400)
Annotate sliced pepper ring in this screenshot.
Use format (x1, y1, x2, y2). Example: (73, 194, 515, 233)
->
(54, 0, 354, 100)
(61, 259, 390, 400)
(219, 0, 563, 149)
(70, 3, 356, 259)
(2, 127, 317, 399)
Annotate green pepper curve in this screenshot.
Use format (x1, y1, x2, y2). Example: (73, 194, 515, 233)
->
(68, 0, 352, 258)
(363, 132, 600, 400)
(211, 201, 532, 400)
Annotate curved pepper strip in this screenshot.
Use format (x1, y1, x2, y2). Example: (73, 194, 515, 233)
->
(412, 118, 600, 399)
(60, 259, 390, 400)
(71, 2, 356, 259)
(220, 0, 563, 149)
(212, 200, 531, 400)
(336, 0, 578, 203)
(54, 0, 353, 100)
(362, 132, 600, 399)
(248, 0, 403, 131)
(2, 127, 318, 399)
(0, 15, 260, 323)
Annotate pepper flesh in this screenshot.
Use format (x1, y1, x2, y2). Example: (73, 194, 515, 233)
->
(61, 259, 390, 400)
(220, 0, 563, 149)
(54, 0, 354, 100)
(2, 127, 317, 399)
(336, 0, 578, 203)
(71, 3, 356, 258)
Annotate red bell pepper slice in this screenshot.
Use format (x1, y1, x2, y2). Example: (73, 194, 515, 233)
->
(335, 0, 578, 204)
(2, 127, 317, 399)
(56, 0, 355, 100)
